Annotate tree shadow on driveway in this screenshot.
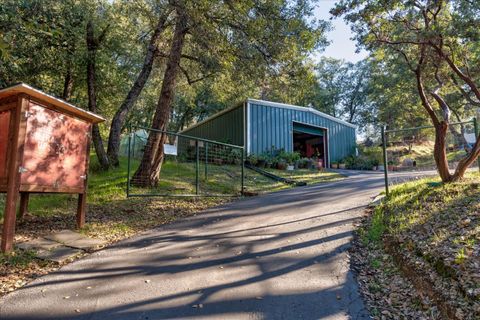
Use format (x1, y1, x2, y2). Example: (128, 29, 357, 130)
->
(1, 175, 378, 320)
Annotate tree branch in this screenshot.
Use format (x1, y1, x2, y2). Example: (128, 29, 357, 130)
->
(415, 45, 440, 127)
(178, 64, 214, 85)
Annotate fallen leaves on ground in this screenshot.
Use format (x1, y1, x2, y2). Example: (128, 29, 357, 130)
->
(354, 174, 480, 319)
(351, 211, 442, 319)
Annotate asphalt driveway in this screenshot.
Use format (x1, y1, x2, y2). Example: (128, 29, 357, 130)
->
(0, 171, 417, 320)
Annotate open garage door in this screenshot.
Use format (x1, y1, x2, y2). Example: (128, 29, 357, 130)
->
(293, 122, 328, 168)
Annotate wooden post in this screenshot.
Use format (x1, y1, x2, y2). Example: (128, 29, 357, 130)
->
(1, 94, 28, 253)
(76, 193, 86, 228)
(18, 192, 30, 220)
(76, 126, 92, 229)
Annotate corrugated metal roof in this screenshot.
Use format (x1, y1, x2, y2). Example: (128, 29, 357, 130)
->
(247, 99, 356, 129)
(180, 98, 356, 134)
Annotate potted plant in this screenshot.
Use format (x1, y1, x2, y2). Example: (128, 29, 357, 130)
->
(314, 157, 323, 170)
(331, 161, 338, 169)
(387, 160, 394, 171)
(257, 154, 267, 168)
(277, 159, 287, 170)
(284, 151, 299, 170)
(294, 159, 301, 169)
(371, 159, 379, 171)
(298, 158, 308, 169)
(338, 160, 346, 169)
(246, 154, 258, 166)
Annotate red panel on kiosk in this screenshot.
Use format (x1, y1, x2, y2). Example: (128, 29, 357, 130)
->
(0, 110, 11, 178)
(20, 102, 90, 189)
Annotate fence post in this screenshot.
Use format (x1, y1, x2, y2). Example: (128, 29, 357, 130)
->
(241, 148, 245, 195)
(131, 129, 136, 158)
(474, 117, 480, 172)
(205, 142, 208, 179)
(195, 140, 200, 195)
(382, 126, 389, 196)
(126, 125, 132, 197)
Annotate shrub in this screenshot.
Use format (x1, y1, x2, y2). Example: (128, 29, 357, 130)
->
(246, 154, 258, 166)
(345, 155, 376, 170)
(297, 157, 310, 168)
(227, 148, 243, 164)
(359, 146, 383, 166)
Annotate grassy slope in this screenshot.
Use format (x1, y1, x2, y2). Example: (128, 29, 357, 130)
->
(362, 172, 480, 317)
(387, 142, 470, 168)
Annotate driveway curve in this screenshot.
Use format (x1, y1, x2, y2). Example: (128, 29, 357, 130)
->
(1, 171, 404, 320)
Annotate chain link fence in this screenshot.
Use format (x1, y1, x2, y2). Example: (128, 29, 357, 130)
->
(379, 119, 479, 194)
(126, 126, 244, 197)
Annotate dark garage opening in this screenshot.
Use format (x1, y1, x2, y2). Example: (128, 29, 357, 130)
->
(293, 122, 327, 167)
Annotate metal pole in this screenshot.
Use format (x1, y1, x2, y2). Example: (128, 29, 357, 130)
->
(131, 129, 136, 158)
(127, 125, 132, 197)
(205, 142, 208, 179)
(474, 117, 480, 172)
(382, 126, 389, 196)
(241, 148, 245, 196)
(195, 140, 200, 195)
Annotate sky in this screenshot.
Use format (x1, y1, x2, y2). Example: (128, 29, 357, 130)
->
(313, 0, 368, 63)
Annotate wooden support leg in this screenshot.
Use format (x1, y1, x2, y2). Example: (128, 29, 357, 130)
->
(18, 192, 29, 220)
(1, 190, 20, 253)
(76, 193, 86, 228)
(1, 94, 29, 253)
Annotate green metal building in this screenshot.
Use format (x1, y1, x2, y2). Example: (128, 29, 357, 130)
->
(181, 99, 356, 166)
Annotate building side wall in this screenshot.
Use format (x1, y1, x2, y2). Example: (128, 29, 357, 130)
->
(248, 103, 356, 162)
(181, 105, 244, 146)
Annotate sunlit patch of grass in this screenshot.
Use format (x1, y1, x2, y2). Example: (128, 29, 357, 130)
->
(263, 168, 344, 185)
(364, 172, 480, 246)
(364, 206, 386, 246)
(454, 247, 467, 265)
(388, 141, 470, 169)
(363, 171, 480, 302)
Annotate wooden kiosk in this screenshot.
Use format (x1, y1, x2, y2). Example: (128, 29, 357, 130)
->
(0, 83, 104, 252)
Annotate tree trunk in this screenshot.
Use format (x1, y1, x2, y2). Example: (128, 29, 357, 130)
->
(86, 21, 110, 170)
(414, 63, 453, 182)
(433, 122, 452, 182)
(62, 44, 75, 101)
(62, 67, 74, 101)
(132, 9, 188, 187)
(452, 137, 480, 181)
(106, 12, 170, 167)
(433, 47, 480, 180)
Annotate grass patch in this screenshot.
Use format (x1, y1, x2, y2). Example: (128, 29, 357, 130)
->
(263, 168, 344, 185)
(0, 250, 37, 268)
(364, 206, 386, 246)
(362, 171, 480, 314)
(356, 172, 480, 319)
(387, 142, 471, 168)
